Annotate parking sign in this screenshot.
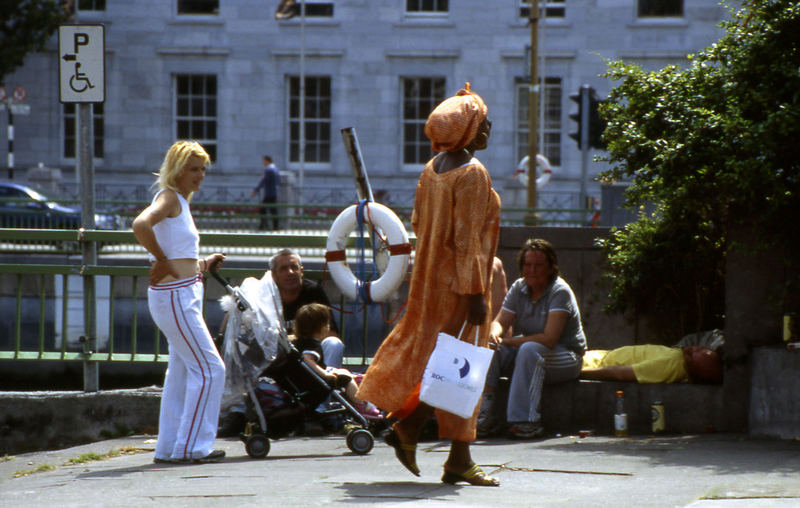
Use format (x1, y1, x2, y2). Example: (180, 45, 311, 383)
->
(58, 25, 105, 103)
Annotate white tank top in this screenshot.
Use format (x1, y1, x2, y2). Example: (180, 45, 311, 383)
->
(148, 189, 199, 262)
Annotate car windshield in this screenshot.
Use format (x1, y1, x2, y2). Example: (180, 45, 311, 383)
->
(25, 188, 50, 202)
(25, 188, 62, 207)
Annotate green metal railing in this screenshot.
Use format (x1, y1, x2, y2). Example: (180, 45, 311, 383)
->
(0, 228, 404, 390)
(1, 197, 596, 232)
(0, 199, 595, 390)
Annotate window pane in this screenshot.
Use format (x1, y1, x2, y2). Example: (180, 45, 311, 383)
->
(402, 77, 445, 164)
(287, 75, 331, 163)
(177, 120, 190, 139)
(78, 0, 105, 10)
(205, 144, 217, 161)
(305, 3, 334, 17)
(638, 0, 682, 17)
(63, 101, 104, 159)
(175, 74, 217, 161)
(516, 77, 561, 166)
(520, 0, 565, 19)
(178, 0, 219, 15)
(407, 0, 448, 12)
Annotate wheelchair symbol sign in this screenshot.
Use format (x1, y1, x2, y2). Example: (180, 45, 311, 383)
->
(58, 25, 105, 103)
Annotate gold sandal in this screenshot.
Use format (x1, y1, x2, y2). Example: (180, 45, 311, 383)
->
(442, 464, 500, 487)
(385, 428, 420, 476)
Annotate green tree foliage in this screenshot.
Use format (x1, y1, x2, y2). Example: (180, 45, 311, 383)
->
(597, 1, 800, 341)
(0, 0, 73, 85)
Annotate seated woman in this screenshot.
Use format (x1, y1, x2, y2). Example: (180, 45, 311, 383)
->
(580, 344, 723, 384)
(479, 238, 587, 439)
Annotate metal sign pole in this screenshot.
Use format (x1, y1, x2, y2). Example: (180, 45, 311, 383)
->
(78, 102, 98, 391)
(6, 109, 12, 179)
(298, 0, 306, 208)
(59, 24, 104, 391)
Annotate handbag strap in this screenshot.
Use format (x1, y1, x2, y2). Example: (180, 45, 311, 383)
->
(457, 321, 481, 346)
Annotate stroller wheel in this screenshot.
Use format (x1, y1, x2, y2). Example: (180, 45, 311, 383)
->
(245, 433, 270, 459)
(346, 428, 374, 455)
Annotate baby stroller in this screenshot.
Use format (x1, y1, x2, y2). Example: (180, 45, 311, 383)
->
(210, 264, 375, 459)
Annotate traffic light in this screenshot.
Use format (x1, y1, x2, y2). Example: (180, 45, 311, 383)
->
(587, 90, 607, 150)
(568, 85, 608, 150)
(568, 88, 585, 149)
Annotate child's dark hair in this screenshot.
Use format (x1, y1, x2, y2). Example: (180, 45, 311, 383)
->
(294, 303, 331, 338)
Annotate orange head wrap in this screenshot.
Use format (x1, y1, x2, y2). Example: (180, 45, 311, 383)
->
(424, 82, 488, 153)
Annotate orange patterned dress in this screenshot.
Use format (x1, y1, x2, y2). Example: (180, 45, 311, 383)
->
(357, 156, 500, 442)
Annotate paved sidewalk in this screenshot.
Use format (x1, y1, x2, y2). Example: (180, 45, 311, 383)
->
(2, 432, 799, 507)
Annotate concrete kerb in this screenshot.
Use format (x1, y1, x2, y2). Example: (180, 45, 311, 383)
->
(1, 382, 725, 457)
(0, 388, 162, 455)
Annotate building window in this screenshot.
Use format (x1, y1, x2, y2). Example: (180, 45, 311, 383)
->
(277, 1, 334, 18)
(406, 0, 448, 13)
(289, 76, 331, 164)
(638, 0, 682, 17)
(77, 0, 106, 10)
(402, 77, 446, 165)
(516, 77, 561, 166)
(176, 74, 217, 161)
(177, 0, 219, 15)
(519, 0, 565, 19)
(63, 103, 104, 159)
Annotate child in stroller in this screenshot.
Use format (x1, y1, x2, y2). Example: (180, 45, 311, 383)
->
(293, 303, 382, 421)
(212, 265, 378, 458)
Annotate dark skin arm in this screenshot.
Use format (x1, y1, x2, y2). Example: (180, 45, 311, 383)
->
(467, 293, 487, 325)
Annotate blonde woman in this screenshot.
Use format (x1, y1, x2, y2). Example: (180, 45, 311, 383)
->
(132, 141, 226, 464)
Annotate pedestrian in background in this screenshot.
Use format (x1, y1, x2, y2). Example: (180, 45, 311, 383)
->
(132, 140, 227, 464)
(251, 155, 280, 230)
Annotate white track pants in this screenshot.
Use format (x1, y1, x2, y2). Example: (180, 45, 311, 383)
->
(149, 275, 225, 461)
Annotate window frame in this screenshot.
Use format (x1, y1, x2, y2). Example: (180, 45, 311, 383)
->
(277, 1, 335, 19)
(515, 77, 562, 168)
(287, 75, 332, 166)
(405, 0, 449, 14)
(519, 0, 565, 19)
(63, 102, 104, 160)
(177, 0, 219, 16)
(174, 74, 218, 162)
(77, 0, 106, 11)
(637, 0, 683, 18)
(400, 76, 447, 169)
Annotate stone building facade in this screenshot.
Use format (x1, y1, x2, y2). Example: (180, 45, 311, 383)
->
(2, 0, 728, 211)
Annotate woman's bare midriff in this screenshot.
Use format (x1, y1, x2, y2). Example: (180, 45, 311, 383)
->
(152, 258, 200, 283)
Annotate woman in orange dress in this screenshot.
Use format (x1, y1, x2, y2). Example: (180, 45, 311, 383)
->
(357, 83, 501, 486)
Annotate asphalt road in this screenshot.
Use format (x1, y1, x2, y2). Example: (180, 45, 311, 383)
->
(2, 432, 799, 507)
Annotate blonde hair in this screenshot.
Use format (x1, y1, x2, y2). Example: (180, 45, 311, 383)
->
(153, 141, 210, 201)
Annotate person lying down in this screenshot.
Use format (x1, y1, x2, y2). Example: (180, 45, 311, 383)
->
(580, 344, 722, 384)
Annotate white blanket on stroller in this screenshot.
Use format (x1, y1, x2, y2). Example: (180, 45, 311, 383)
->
(219, 271, 286, 415)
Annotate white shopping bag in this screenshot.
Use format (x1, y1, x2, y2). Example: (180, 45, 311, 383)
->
(419, 323, 495, 419)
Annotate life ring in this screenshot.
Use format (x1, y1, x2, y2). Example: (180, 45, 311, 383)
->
(325, 202, 411, 302)
(514, 154, 553, 189)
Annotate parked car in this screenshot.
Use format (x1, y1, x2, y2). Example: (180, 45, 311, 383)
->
(0, 181, 120, 230)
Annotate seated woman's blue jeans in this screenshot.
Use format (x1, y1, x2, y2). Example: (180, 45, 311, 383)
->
(486, 341, 581, 423)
